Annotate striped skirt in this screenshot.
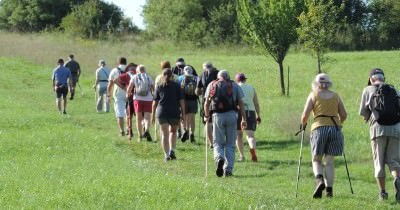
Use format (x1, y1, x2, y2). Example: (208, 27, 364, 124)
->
(310, 126, 344, 156)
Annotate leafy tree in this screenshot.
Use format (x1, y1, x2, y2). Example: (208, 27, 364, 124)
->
(297, 0, 342, 73)
(237, 0, 303, 95)
(60, 0, 123, 38)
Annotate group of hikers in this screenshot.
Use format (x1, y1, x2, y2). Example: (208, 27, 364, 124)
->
(52, 55, 400, 201)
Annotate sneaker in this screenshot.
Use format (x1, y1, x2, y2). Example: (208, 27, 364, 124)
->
(70, 96, 74, 100)
(62, 111, 67, 115)
(224, 171, 233, 177)
(326, 187, 333, 198)
(216, 158, 225, 177)
(120, 131, 125, 136)
(379, 191, 388, 201)
(181, 130, 189, 142)
(190, 134, 195, 143)
(164, 157, 171, 162)
(169, 150, 176, 160)
(394, 177, 400, 202)
(313, 176, 325, 199)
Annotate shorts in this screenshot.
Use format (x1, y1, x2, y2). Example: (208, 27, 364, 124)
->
(56, 85, 68, 98)
(134, 100, 152, 113)
(185, 100, 198, 114)
(237, 110, 256, 131)
(71, 74, 78, 87)
(371, 136, 400, 177)
(126, 98, 135, 118)
(157, 117, 180, 126)
(114, 98, 126, 118)
(310, 126, 344, 156)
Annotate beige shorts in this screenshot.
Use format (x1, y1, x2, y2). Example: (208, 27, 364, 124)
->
(371, 136, 400, 177)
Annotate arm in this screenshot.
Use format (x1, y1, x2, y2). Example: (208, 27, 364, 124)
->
(253, 90, 261, 123)
(204, 97, 211, 121)
(93, 70, 99, 89)
(179, 99, 185, 121)
(301, 92, 314, 127)
(338, 96, 347, 123)
(151, 100, 158, 124)
(126, 79, 134, 98)
(238, 98, 247, 129)
(107, 77, 114, 100)
(52, 76, 56, 92)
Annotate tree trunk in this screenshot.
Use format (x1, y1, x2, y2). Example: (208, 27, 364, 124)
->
(278, 61, 286, 95)
(317, 50, 321, 74)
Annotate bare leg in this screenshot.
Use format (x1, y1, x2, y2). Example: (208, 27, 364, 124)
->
(236, 130, 245, 160)
(160, 123, 170, 158)
(136, 112, 144, 137)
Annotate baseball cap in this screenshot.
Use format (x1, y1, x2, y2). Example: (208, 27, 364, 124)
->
(368, 68, 384, 85)
(176, 58, 185, 66)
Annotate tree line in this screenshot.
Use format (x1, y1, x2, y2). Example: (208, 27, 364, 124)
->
(1, 0, 399, 51)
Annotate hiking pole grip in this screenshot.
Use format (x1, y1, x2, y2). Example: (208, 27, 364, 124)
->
(295, 130, 305, 198)
(343, 151, 354, 194)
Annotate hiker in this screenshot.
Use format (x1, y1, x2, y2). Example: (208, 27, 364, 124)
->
(116, 63, 137, 140)
(300, 73, 347, 198)
(127, 64, 154, 142)
(93, 60, 110, 112)
(178, 66, 198, 143)
(234, 73, 261, 162)
(359, 68, 400, 201)
(196, 61, 219, 148)
(155, 61, 178, 86)
(152, 68, 185, 161)
(52, 58, 71, 114)
(65, 54, 81, 100)
(107, 57, 128, 136)
(204, 70, 247, 177)
(171, 57, 197, 77)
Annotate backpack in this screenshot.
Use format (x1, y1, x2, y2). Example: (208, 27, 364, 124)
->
(181, 76, 197, 100)
(135, 73, 151, 96)
(209, 79, 236, 113)
(370, 84, 400, 125)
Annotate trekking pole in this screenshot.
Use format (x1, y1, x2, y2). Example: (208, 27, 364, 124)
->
(77, 81, 84, 96)
(343, 150, 354, 194)
(295, 124, 306, 198)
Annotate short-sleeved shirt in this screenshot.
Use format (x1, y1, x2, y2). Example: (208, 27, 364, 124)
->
(238, 83, 256, 111)
(204, 79, 244, 112)
(153, 81, 183, 119)
(359, 85, 400, 139)
(52, 65, 71, 87)
(65, 60, 80, 75)
(96, 67, 110, 84)
(197, 69, 219, 98)
(109, 67, 126, 99)
(131, 73, 154, 101)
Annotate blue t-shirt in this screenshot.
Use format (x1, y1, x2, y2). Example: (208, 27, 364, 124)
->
(52, 65, 71, 87)
(154, 81, 184, 119)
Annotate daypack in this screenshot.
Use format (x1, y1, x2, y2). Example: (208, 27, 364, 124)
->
(181, 76, 197, 100)
(370, 84, 400, 125)
(209, 79, 236, 113)
(135, 73, 151, 96)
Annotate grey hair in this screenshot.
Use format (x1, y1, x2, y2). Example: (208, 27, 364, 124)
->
(136, 64, 146, 73)
(217, 70, 230, 80)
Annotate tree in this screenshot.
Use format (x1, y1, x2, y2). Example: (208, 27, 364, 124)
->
(297, 0, 342, 73)
(237, 0, 303, 95)
(60, 0, 123, 38)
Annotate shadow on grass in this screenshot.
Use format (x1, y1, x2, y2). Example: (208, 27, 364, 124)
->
(256, 139, 306, 151)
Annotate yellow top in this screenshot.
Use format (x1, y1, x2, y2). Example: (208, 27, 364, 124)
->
(311, 91, 341, 131)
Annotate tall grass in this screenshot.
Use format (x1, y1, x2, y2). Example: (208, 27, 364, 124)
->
(1, 32, 400, 209)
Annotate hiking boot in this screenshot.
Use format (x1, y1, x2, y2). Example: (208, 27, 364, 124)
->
(190, 134, 195, 143)
(177, 128, 182, 139)
(164, 157, 171, 162)
(144, 131, 152, 142)
(394, 177, 400, 202)
(224, 171, 233, 177)
(326, 187, 333, 198)
(62, 111, 67, 115)
(169, 150, 176, 160)
(216, 158, 225, 177)
(181, 130, 189, 142)
(313, 175, 325, 199)
(70, 96, 74, 100)
(379, 191, 388, 201)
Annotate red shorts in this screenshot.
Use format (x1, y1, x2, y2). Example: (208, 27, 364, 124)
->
(134, 100, 152, 113)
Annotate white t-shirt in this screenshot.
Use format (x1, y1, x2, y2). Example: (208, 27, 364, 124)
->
(109, 67, 126, 99)
(130, 73, 154, 101)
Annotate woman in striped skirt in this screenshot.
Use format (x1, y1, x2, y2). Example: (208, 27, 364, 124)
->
(301, 73, 347, 198)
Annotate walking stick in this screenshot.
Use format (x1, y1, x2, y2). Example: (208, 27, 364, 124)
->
(343, 150, 354, 194)
(295, 125, 306, 198)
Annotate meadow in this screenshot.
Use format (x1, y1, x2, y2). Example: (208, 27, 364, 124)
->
(0, 32, 400, 209)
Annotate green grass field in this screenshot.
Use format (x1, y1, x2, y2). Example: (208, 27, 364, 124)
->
(1, 32, 400, 209)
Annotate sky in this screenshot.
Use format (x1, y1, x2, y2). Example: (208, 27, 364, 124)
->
(107, 0, 146, 29)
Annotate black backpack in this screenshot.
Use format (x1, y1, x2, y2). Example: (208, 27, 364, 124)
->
(209, 79, 236, 113)
(370, 84, 400, 125)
